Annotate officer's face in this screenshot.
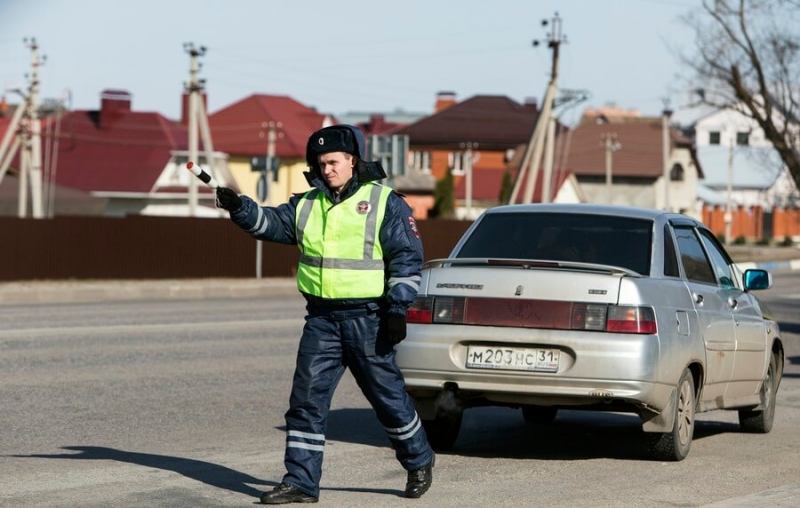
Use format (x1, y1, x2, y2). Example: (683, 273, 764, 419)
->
(317, 152, 354, 192)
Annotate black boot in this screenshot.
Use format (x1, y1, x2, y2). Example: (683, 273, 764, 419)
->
(260, 483, 319, 504)
(405, 453, 435, 498)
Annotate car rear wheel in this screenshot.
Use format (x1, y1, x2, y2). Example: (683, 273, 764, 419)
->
(521, 405, 558, 425)
(739, 353, 778, 433)
(421, 413, 462, 451)
(648, 368, 695, 461)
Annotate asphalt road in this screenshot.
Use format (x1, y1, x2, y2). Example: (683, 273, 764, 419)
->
(0, 273, 798, 507)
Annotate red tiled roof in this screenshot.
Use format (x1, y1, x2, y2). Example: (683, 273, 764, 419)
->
(394, 95, 538, 150)
(0, 116, 12, 137)
(208, 94, 329, 158)
(453, 167, 507, 201)
(50, 109, 188, 193)
(563, 121, 683, 178)
(451, 159, 574, 203)
(356, 115, 407, 136)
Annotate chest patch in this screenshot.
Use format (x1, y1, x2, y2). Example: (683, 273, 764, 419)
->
(356, 200, 371, 214)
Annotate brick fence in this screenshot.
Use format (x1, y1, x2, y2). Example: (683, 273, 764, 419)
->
(3, 208, 796, 282)
(702, 205, 800, 241)
(0, 217, 472, 282)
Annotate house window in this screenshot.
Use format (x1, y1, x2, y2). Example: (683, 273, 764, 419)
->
(670, 163, 684, 181)
(736, 131, 750, 145)
(449, 152, 466, 175)
(408, 151, 431, 174)
(709, 131, 721, 145)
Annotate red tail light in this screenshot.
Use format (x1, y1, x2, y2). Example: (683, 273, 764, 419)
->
(407, 296, 434, 323)
(606, 305, 657, 334)
(409, 296, 656, 335)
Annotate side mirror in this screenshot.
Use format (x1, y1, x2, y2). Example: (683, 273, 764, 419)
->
(743, 269, 773, 290)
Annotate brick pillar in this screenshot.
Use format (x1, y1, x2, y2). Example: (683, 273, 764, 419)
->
(753, 206, 763, 239)
(774, 208, 786, 238)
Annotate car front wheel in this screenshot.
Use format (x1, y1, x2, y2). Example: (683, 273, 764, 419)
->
(739, 353, 778, 433)
(647, 368, 695, 461)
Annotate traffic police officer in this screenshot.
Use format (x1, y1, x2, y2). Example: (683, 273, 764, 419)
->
(215, 124, 435, 504)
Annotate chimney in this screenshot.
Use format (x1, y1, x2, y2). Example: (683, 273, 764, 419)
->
(100, 89, 132, 127)
(181, 91, 208, 126)
(367, 114, 386, 135)
(434, 91, 457, 113)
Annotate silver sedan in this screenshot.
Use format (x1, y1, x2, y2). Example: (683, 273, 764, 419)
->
(396, 204, 784, 461)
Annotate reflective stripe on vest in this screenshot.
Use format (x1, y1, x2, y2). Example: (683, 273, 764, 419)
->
(295, 183, 392, 299)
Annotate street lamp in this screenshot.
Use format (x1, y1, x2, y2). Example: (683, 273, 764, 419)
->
(725, 134, 735, 245)
(460, 142, 477, 219)
(662, 103, 673, 211)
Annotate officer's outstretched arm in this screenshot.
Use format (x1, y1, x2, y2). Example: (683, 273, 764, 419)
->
(229, 194, 300, 245)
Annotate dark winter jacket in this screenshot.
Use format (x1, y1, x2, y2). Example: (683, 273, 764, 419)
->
(229, 141, 423, 316)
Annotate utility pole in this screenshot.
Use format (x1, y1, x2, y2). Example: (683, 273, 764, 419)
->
(184, 42, 216, 217)
(262, 121, 283, 206)
(255, 121, 283, 280)
(26, 38, 44, 218)
(602, 132, 621, 204)
(0, 38, 45, 218)
(511, 12, 566, 205)
(725, 135, 735, 245)
(542, 111, 557, 203)
(662, 101, 673, 211)
(461, 142, 477, 218)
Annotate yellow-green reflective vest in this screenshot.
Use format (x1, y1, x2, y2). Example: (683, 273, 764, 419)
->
(295, 183, 392, 299)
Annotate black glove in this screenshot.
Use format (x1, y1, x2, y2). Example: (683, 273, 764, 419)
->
(386, 313, 407, 345)
(215, 187, 242, 212)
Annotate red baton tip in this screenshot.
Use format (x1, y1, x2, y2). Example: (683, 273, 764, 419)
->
(186, 162, 194, 169)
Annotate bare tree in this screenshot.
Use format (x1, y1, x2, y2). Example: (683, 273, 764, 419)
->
(681, 0, 800, 187)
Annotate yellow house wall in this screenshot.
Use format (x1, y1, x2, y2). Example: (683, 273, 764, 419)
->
(228, 157, 313, 206)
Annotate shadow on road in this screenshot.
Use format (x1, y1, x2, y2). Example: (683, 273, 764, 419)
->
(294, 407, 737, 462)
(777, 321, 800, 334)
(783, 355, 800, 379)
(12, 446, 272, 498)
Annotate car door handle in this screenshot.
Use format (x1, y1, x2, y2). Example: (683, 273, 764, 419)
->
(693, 293, 704, 304)
(728, 297, 738, 309)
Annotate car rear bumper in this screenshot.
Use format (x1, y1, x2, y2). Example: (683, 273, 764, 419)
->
(396, 323, 674, 411)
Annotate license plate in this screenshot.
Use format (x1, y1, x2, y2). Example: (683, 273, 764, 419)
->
(466, 346, 559, 372)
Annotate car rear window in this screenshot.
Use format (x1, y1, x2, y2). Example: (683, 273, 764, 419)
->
(456, 212, 653, 275)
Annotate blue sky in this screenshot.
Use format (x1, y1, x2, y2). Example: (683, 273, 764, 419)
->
(0, 0, 700, 126)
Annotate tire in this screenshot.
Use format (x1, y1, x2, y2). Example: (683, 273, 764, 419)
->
(521, 405, 558, 425)
(739, 354, 778, 433)
(421, 412, 462, 451)
(648, 368, 696, 461)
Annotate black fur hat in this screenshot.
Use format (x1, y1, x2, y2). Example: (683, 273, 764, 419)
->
(304, 124, 386, 184)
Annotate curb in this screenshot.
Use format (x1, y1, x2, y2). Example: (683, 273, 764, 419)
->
(737, 258, 800, 272)
(1, 259, 799, 306)
(0, 277, 298, 305)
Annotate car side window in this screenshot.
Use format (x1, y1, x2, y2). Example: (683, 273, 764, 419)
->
(663, 224, 680, 277)
(673, 226, 717, 285)
(697, 229, 739, 289)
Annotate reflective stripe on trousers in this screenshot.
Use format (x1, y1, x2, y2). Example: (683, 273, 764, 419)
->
(282, 307, 433, 497)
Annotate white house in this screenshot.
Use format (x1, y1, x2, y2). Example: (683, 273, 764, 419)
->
(675, 104, 800, 210)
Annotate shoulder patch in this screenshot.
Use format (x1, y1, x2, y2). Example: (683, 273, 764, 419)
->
(408, 216, 420, 238)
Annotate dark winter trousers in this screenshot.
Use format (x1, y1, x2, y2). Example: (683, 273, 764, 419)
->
(281, 305, 433, 497)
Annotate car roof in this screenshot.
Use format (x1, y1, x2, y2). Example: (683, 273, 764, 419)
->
(484, 203, 696, 224)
